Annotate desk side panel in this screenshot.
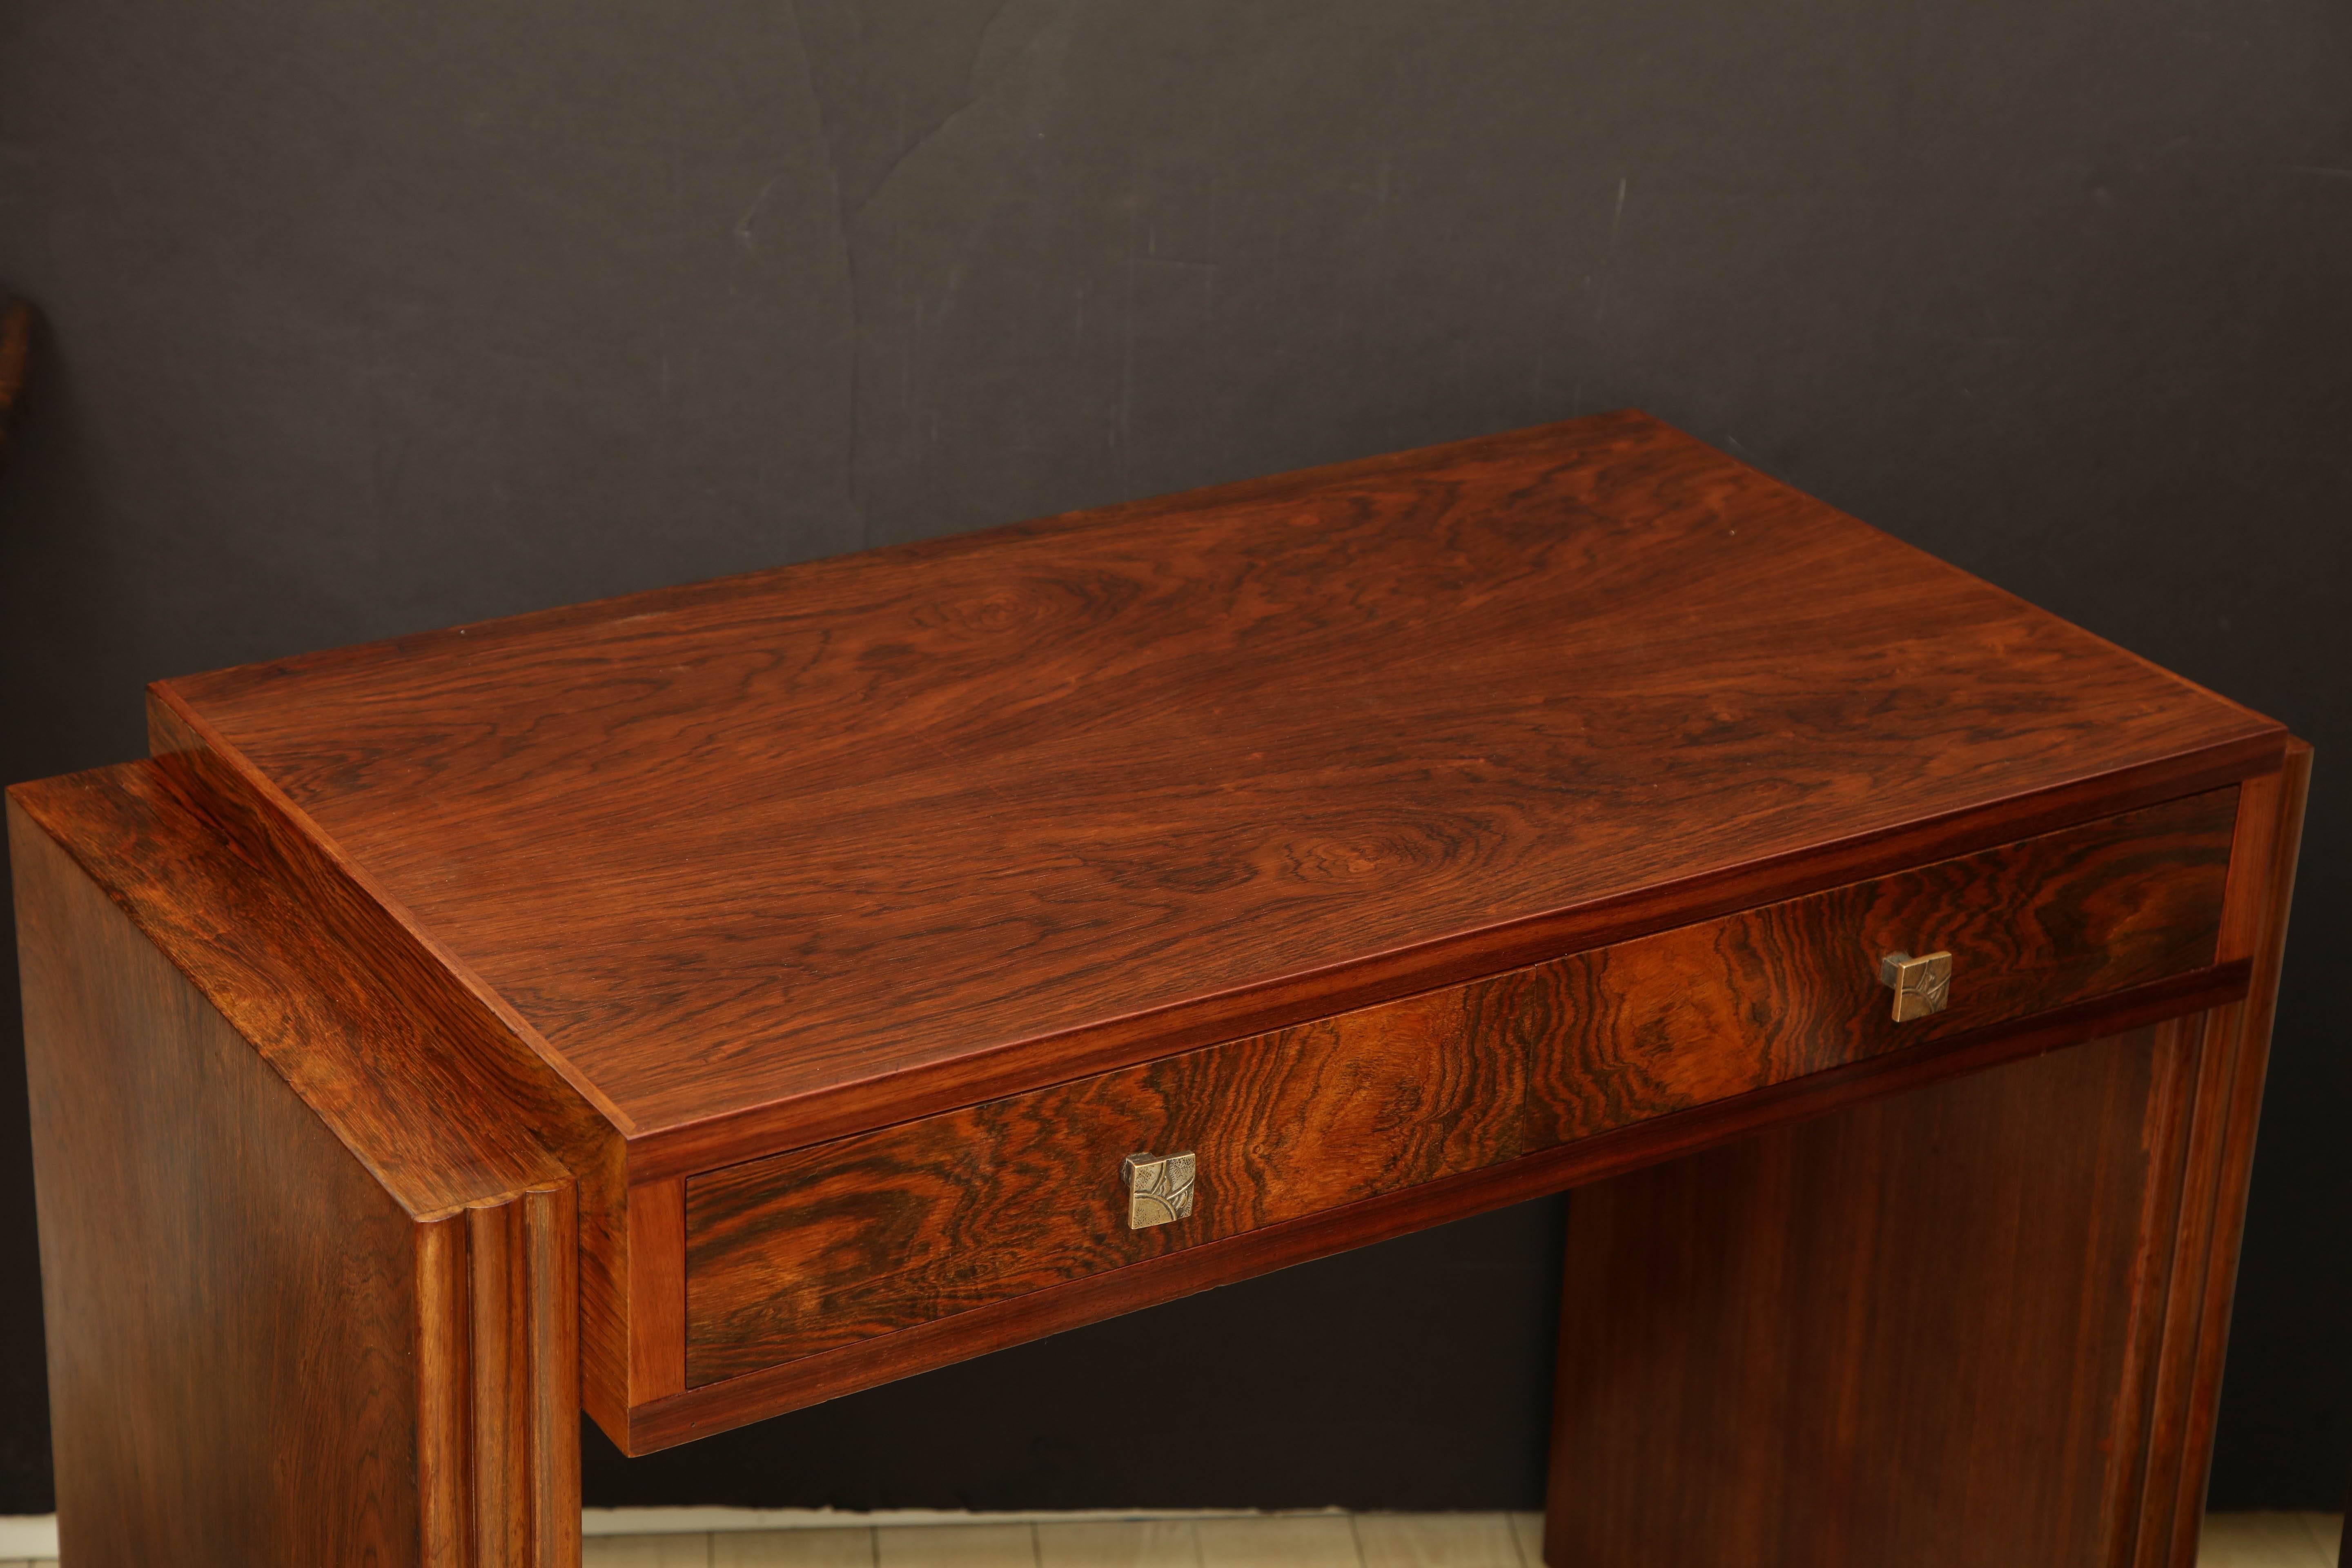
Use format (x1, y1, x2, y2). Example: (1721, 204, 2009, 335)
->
(12, 798, 425, 1567)
(12, 791, 586, 1568)
(1545, 1020, 2187, 1568)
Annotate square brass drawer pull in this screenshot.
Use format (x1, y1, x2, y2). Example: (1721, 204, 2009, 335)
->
(1122, 1151, 1197, 1229)
(1880, 949, 1955, 1022)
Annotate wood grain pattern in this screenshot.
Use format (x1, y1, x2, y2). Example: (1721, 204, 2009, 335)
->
(456, 1187, 583, 1568)
(2135, 1001, 2253, 1568)
(419, 1213, 472, 1567)
(392, 1186, 587, 1568)
(16, 414, 2296, 1468)
(524, 1185, 585, 1568)
(13, 778, 586, 1566)
(150, 411, 2284, 1182)
(680, 792, 2227, 1387)
(1544, 1022, 2191, 1568)
(12, 756, 586, 1216)
(527, 1189, 586, 1568)
(630, 1178, 688, 1402)
(1534, 741, 2310, 1568)
(470, 1200, 530, 1566)
(2132, 740, 2310, 1567)
(686, 976, 1524, 1382)
(2215, 747, 2300, 966)
(14, 797, 423, 1566)
(7, 751, 644, 1442)
(636, 961, 2249, 1451)
(1523, 786, 2235, 1145)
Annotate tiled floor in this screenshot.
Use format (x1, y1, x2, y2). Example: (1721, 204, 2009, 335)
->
(583, 1515, 1536, 1568)
(2200, 1513, 2345, 1568)
(0, 1510, 2335, 1565)
(572, 1512, 2344, 1568)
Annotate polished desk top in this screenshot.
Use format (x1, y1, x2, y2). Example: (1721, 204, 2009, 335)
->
(11, 411, 2303, 1512)
(147, 410, 2279, 1180)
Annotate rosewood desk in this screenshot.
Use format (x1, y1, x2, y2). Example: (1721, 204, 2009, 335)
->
(10, 412, 2308, 1567)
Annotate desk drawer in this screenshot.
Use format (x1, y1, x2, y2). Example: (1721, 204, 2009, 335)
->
(683, 788, 2236, 1386)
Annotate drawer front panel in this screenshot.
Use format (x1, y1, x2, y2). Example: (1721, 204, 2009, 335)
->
(685, 982, 1527, 1385)
(1522, 786, 2240, 1145)
(684, 787, 2236, 1387)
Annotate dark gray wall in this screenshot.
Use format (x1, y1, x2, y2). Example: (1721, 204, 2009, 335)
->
(2, 0, 2346, 1516)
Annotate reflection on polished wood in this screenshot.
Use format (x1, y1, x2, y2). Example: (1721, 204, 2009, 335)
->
(10, 412, 2308, 1565)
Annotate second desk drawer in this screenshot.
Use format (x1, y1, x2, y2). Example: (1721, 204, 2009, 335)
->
(683, 787, 2236, 1386)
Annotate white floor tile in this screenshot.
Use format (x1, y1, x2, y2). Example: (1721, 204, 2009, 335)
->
(1505, 1513, 1542, 1568)
(1355, 1513, 1521, 1568)
(1035, 1519, 1202, 1568)
(2197, 1512, 2334, 1568)
(1194, 1515, 1359, 1568)
(586, 1533, 715, 1567)
(876, 1522, 1040, 1568)
(716, 1526, 880, 1568)
(2292, 1513, 2344, 1566)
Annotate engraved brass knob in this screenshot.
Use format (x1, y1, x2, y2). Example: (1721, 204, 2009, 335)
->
(1121, 1150, 1197, 1229)
(1879, 950, 1953, 1022)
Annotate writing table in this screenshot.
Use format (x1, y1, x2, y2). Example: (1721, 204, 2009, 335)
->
(10, 410, 2308, 1565)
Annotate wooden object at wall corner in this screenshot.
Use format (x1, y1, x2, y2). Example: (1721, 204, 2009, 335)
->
(0, 293, 31, 461)
(10, 413, 2312, 1562)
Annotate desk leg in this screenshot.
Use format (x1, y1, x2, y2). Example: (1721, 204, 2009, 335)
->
(1543, 755, 2308, 1568)
(13, 811, 582, 1567)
